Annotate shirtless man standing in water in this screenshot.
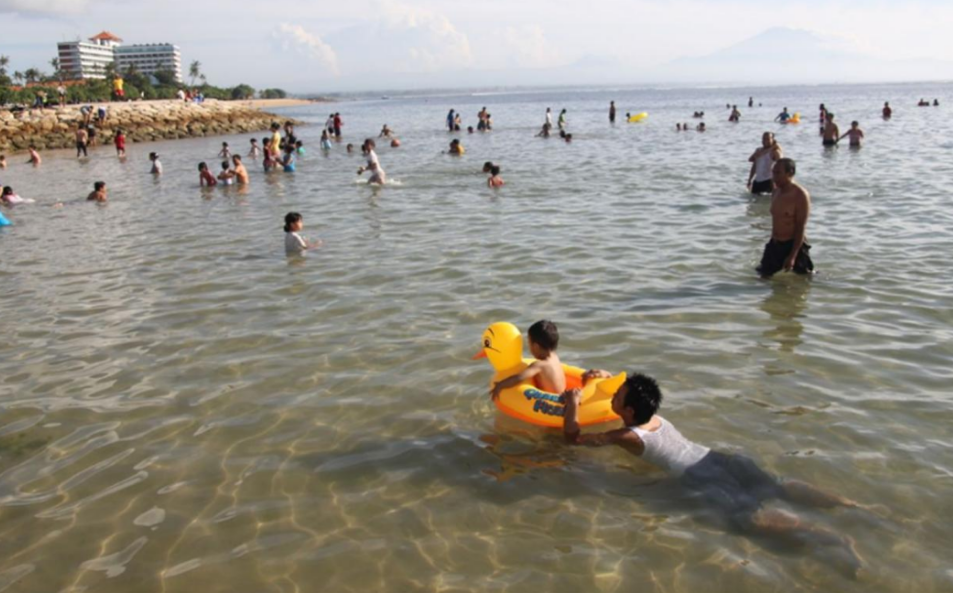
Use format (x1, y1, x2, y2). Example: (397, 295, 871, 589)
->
(757, 158, 814, 278)
(822, 113, 840, 147)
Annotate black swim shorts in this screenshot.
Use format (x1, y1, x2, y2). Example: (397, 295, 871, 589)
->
(751, 179, 774, 195)
(822, 139, 837, 147)
(681, 451, 785, 530)
(757, 238, 814, 278)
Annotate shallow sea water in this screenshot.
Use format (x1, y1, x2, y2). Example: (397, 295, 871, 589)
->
(1, 83, 952, 592)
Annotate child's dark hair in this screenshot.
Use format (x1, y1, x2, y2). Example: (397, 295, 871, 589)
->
(250, 138, 258, 143)
(284, 212, 302, 232)
(490, 165, 500, 176)
(622, 373, 663, 425)
(222, 141, 228, 146)
(528, 320, 559, 352)
(221, 161, 229, 170)
(94, 181, 105, 191)
(2, 186, 12, 196)
(483, 161, 493, 172)
(198, 161, 207, 171)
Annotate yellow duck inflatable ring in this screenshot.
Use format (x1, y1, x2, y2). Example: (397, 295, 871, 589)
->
(473, 322, 625, 428)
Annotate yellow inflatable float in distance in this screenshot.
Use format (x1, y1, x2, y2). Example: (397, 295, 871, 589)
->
(627, 112, 649, 123)
(473, 322, 625, 428)
(788, 112, 801, 124)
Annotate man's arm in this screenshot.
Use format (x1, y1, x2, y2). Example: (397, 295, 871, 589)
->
(563, 388, 642, 448)
(784, 189, 811, 270)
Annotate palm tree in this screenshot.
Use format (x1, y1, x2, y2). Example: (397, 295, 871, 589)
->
(0, 55, 9, 77)
(23, 68, 41, 84)
(50, 57, 61, 81)
(13, 71, 23, 86)
(189, 61, 201, 87)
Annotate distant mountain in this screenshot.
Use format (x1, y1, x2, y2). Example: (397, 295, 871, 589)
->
(662, 27, 953, 84)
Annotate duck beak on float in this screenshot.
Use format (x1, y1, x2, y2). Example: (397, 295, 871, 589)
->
(472, 350, 488, 360)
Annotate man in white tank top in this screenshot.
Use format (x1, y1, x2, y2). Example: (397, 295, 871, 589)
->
(747, 132, 782, 194)
(562, 371, 867, 576)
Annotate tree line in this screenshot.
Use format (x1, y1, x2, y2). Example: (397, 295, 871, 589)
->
(0, 57, 287, 106)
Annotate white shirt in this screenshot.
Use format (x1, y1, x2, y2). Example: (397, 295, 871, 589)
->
(545, 111, 553, 126)
(152, 160, 163, 174)
(367, 149, 383, 173)
(285, 231, 307, 254)
(754, 150, 775, 182)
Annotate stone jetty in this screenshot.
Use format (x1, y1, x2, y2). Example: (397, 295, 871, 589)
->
(0, 100, 298, 153)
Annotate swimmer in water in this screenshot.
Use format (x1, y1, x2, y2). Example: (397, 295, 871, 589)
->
(758, 158, 813, 278)
(218, 161, 234, 185)
(487, 165, 504, 188)
(822, 113, 840, 147)
(379, 124, 393, 138)
(284, 212, 323, 255)
(281, 145, 296, 172)
(218, 142, 231, 159)
(295, 140, 305, 155)
(198, 162, 217, 187)
(0, 155, 7, 169)
(490, 320, 566, 400)
(775, 108, 791, 123)
(249, 138, 262, 159)
(882, 102, 892, 119)
(747, 132, 782, 195)
(536, 123, 551, 138)
(564, 133, 573, 143)
(838, 121, 865, 148)
(232, 155, 249, 184)
(448, 139, 465, 155)
(114, 129, 126, 157)
(562, 371, 867, 577)
(390, 138, 400, 148)
(320, 130, 333, 151)
(482, 161, 494, 176)
(86, 181, 107, 202)
(150, 152, 162, 175)
(1, 186, 26, 205)
(346, 144, 354, 154)
(262, 138, 276, 171)
(27, 146, 41, 166)
(357, 139, 386, 184)
(697, 123, 706, 132)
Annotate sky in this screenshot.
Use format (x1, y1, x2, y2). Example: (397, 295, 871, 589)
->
(1, 0, 952, 92)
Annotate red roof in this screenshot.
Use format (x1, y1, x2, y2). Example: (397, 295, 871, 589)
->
(89, 31, 123, 42)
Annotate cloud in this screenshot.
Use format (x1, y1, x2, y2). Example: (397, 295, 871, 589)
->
(376, 1, 472, 72)
(0, 0, 89, 15)
(503, 25, 560, 68)
(272, 23, 339, 76)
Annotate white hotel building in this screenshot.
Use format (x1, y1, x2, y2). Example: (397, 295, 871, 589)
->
(57, 31, 183, 83)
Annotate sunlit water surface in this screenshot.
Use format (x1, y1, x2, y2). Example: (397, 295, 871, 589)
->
(1, 83, 952, 592)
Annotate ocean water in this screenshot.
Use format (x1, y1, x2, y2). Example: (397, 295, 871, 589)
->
(1, 82, 952, 592)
